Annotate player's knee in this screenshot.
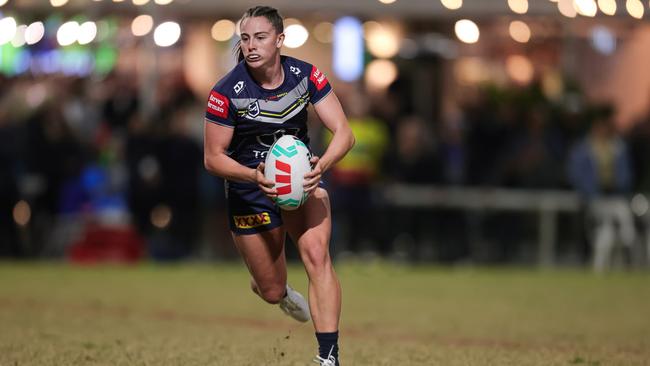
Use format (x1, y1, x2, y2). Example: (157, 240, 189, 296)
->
(301, 243, 330, 273)
(257, 285, 285, 304)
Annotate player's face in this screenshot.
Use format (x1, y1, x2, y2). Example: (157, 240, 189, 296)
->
(240, 16, 284, 69)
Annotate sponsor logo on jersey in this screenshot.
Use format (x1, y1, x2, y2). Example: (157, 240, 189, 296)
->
(234, 81, 245, 95)
(265, 92, 288, 101)
(233, 212, 271, 229)
(207, 91, 229, 119)
(275, 160, 292, 195)
(247, 100, 260, 118)
(290, 66, 301, 76)
(309, 66, 328, 91)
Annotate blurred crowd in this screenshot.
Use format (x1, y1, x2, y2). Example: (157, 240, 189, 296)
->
(2, 71, 650, 266)
(322, 77, 650, 266)
(0, 71, 208, 261)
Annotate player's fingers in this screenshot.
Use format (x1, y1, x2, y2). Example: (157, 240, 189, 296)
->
(304, 171, 316, 179)
(303, 175, 320, 188)
(309, 155, 320, 165)
(304, 165, 321, 179)
(255, 163, 275, 188)
(303, 183, 318, 194)
(261, 177, 275, 188)
(258, 183, 277, 195)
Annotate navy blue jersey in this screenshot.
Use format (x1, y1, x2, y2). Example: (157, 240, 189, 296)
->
(205, 56, 332, 170)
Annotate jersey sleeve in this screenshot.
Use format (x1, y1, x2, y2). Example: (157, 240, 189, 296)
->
(205, 87, 236, 128)
(307, 64, 333, 105)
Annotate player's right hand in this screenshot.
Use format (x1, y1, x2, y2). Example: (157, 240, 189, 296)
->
(255, 163, 278, 199)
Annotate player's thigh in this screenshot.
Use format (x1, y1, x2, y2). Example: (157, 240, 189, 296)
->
(282, 188, 332, 265)
(232, 227, 288, 286)
(227, 182, 287, 285)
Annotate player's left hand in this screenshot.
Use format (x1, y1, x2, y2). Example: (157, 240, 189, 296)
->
(303, 156, 322, 194)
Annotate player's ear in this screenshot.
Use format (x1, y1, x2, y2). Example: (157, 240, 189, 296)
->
(276, 33, 284, 48)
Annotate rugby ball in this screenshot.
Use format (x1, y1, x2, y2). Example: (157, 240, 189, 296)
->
(264, 135, 312, 210)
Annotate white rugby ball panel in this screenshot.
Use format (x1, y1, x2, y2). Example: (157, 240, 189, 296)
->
(264, 135, 312, 210)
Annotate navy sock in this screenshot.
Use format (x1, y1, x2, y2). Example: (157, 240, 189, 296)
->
(315, 331, 339, 365)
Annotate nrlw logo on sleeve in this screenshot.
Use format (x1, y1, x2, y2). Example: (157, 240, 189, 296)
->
(207, 91, 229, 119)
(233, 212, 271, 229)
(309, 66, 328, 91)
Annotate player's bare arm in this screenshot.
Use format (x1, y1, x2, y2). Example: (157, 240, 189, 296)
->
(204, 121, 276, 195)
(303, 92, 355, 193)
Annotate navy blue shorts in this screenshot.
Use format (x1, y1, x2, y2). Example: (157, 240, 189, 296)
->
(226, 181, 283, 235)
(225, 180, 326, 235)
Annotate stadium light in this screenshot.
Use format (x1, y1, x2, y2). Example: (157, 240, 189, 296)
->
(11, 24, 26, 47)
(509, 20, 531, 43)
(57, 21, 79, 46)
(284, 24, 309, 48)
(0, 0, 8, 7)
(365, 59, 398, 90)
(366, 22, 400, 59)
(0, 16, 17, 45)
(591, 25, 616, 54)
(441, 0, 462, 10)
(626, 0, 644, 18)
(25, 21, 45, 45)
(455, 19, 479, 44)
(597, 0, 617, 15)
(333, 16, 363, 82)
(455, 57, 489, 85)
(154, 21, 181, 47)
(575, 0, 598, 16)
(506, 55, 534, 84)
(78, 21, 97, 45)
(211, 19, 235, 42)
(132, 15, 153, 37)
(558, 0, 578, 17)
(50, 0, 68, 7)
(508, 0, 528, 14)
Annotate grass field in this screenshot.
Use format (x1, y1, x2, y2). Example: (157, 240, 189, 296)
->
(0, 262, 649, 365)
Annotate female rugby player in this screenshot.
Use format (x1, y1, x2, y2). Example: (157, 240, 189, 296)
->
(203, 6, 354, 366)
